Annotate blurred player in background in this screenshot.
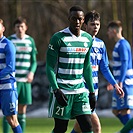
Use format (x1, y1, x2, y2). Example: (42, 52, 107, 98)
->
(0, 18, 22, 133)
(2, 16, 37, 133)
(71, 10, 124, 133)
(107, 20, 133, 133)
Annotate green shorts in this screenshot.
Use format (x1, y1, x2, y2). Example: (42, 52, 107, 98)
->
(48, 92, 91, 120)
(17, 82, 32, 105)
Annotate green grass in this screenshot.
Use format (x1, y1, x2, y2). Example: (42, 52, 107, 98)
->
(0, 117, 123, 133)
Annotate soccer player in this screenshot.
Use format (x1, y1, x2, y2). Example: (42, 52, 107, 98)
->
(0, 19, 22, 133)
(107, 20, 133, 133)
(2, 16, 37, 133)
(46, 5, 97, 133)
(71, 11, 124, 133)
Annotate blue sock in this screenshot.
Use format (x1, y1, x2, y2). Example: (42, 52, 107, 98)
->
(12, 125, 22, 133)
(71, 129, 78, 133)
(122, 114, 131, 125)
(117, 114, 124, 124)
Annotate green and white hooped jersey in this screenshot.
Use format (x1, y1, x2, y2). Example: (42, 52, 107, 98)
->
(47, 27, 93, 92)
(8, 34, 37, 82)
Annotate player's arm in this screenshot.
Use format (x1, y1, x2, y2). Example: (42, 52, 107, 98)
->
(46, 52, 59, 90)
(100, 44, 116, 86)
(46, 35, 59, 91)
(83, 41, 96, 111)
(83, 42, 94, 93)
(100, 45, 124, 97)
(27, 38, 37, 83)
(118, 42, 128, 83)
(46, 35, 68, 106)
(0, 41, 16, 78)
(29, 38, 37, 73)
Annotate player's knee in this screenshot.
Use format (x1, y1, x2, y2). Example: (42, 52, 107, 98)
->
(93, 125, 101, 133)
(54, 118, 68, 133)
(76, 114, 93, 132)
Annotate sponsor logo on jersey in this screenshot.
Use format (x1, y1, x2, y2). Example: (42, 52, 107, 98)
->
(67, 47, 88, 52)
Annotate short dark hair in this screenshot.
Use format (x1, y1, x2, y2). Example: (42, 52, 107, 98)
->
(107, 20, 122, 29)
(13, 16, 27, 26)
(69, 5, 84, 13)
(84, 10, 100, 24)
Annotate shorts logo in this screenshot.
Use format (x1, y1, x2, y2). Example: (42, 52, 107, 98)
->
(82, 103, 90, 112)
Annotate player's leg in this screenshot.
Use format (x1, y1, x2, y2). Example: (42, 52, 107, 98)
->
(1, 89, 22, 133)
(52, 118, 69, 133)
(48, 92, 71, 133)
(72, 92, 93, 133)
(71, 113, 101, 133)
(18, 104, 27, 132)
(76, 114, 93, 133)
(17, 82, 32, 133)
(6, 115, 22, 133)
(91, 113, 101, 133)
(71, 120, 81, 133)
(112, 109, 124, 124)
(2, 115, 10, 133)
(112, 89, 126, 124)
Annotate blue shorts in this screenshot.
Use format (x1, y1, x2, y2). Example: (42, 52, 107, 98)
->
(112, 87, 133, 110)
(0, 89, 18, 116)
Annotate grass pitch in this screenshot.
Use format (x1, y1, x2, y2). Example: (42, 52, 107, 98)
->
(0, 117, 123, 133)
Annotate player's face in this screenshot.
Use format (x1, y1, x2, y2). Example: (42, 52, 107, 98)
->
(14, 22, 27, 38)
(68, 11, 84, 36)
(0, 23, 5, 37)
(84, 20, 100, 37)
(107, 27, 115, 39)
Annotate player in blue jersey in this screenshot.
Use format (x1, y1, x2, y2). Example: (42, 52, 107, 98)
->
(2, 16, 37, 133)
(107, 20, 133, 133)
(0, 19, 22, 133)
(71, 11, 124, 133)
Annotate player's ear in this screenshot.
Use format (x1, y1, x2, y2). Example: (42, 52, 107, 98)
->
(84, 23, 87, 29)
(2, 26, 5, 32)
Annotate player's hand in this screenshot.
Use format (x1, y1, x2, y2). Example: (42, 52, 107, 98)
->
(27, 72, 34, 83)
(54, 89, 68, 107)
(107, 84, 114, 91)
(89, 92, 96, 112)
(114, 84, 124, 98)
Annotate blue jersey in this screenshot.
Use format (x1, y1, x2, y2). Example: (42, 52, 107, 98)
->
(0, 36, 16, 90)
(90, 37, 116, 96)
(112, 37, 133, 88)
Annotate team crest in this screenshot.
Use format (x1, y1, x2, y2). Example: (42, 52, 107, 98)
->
(84, 42, 88, 47)
(94, 47, 99, 53)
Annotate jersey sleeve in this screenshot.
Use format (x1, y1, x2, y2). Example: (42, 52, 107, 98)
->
(83, 39, 95, 93)
(46, 34, 60, 90)
(100, 44, 117, 85)
(0, 41, 16, 79)
(118, 41, 129, 82)
(29, 37, 37, 73)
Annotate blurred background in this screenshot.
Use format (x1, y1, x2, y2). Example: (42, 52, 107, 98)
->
(0, 0, 133, 116)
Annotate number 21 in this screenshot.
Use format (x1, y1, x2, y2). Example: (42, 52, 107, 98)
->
(55, 106, 64, 116)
